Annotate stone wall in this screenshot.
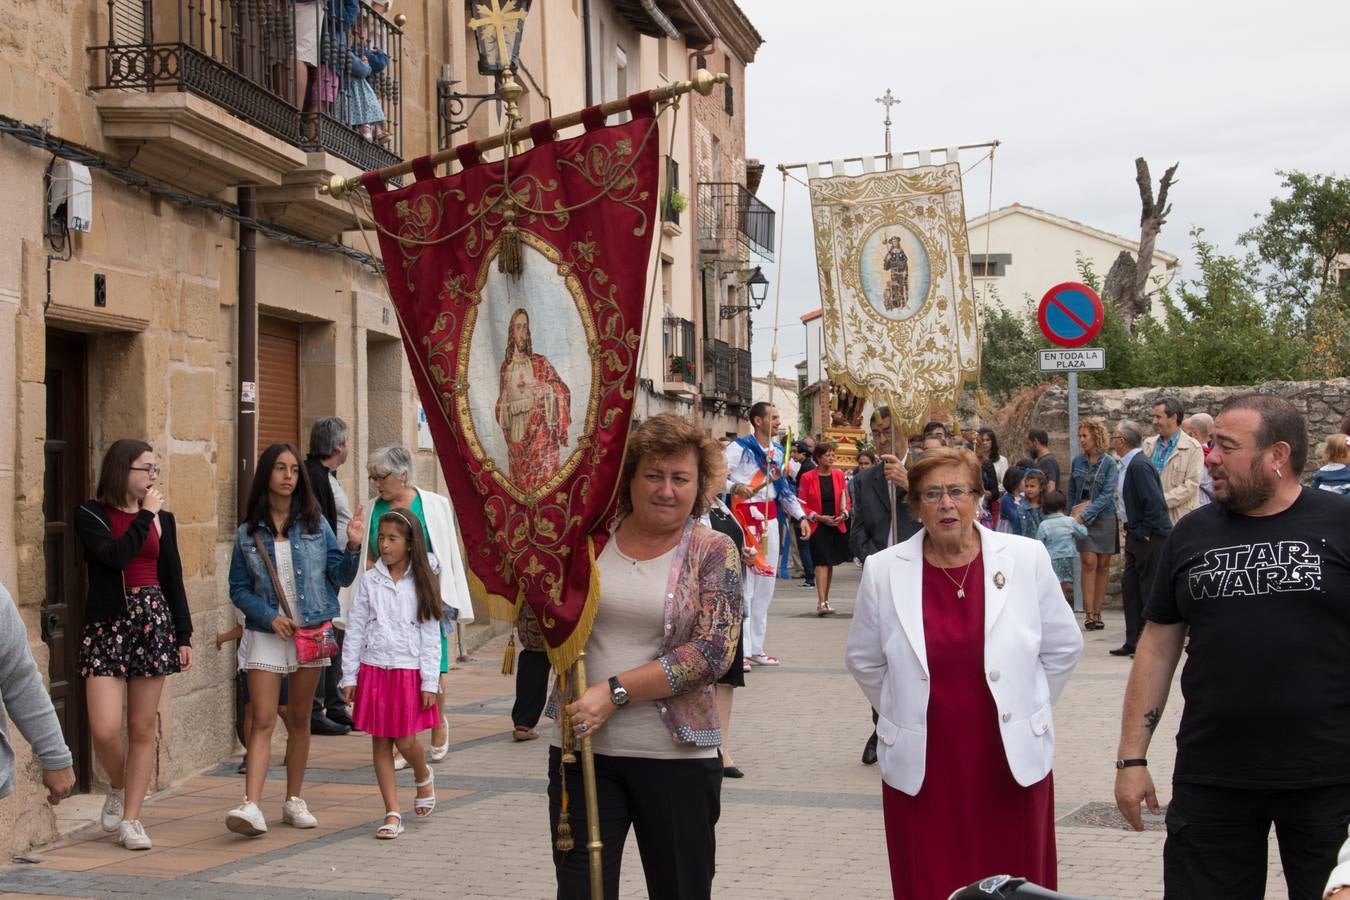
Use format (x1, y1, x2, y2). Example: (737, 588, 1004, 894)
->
(1025, 379, 1350, 477)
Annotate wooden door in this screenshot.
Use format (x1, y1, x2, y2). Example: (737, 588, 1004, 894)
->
(43, 331, 90, 790)
(257, 317, 300, 452)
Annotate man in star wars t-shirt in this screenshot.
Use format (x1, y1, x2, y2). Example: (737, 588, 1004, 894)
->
(1113, 393, 1350, 900)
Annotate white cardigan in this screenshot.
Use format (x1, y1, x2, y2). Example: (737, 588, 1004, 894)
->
(844, 524, 1083, 795)
(340, 557, 442, 693)
(339, 488, 475, 627)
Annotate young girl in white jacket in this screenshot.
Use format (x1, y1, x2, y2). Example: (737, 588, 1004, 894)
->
(341, 508, 442, 839)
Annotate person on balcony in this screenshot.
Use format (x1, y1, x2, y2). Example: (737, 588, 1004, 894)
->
(347, 10, 389, 143)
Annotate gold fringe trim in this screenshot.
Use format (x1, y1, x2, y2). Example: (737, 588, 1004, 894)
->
(543, 537, 602, 675)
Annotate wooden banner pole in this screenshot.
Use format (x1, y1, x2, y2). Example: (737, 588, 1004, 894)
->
(321, 71, 727, 198)
(573, 653, 604, 900)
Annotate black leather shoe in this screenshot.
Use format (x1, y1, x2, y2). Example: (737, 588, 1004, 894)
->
(1108, 645, 1136, 657)
(310, 715, 351, 736)
(327, 709, 355, 729)
(861, 734, 878, 766)
(722, 766, 745, 779)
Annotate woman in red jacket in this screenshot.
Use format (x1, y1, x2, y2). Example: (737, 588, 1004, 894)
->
(798, 443, 852, 616)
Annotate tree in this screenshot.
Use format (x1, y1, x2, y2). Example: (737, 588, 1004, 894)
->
(1240, 170, 1350, 314)
(976, 287, 1043, 397)
(1139, 229, 1306, 386)
(1122, 158, 1179, 332)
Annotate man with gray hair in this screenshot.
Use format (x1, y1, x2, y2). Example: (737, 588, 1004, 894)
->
(1144, 396, 1205, 523)
(1109, 419, 1171, 658)
(1116, 393, 1350, 898)
(305, 417, 354, 735)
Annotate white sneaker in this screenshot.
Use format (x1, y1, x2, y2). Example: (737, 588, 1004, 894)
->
(100, 788, 125, 832)
(117, 819, 152, 851)
(282, 796, 317, 829)
(226, 799, 268, 836)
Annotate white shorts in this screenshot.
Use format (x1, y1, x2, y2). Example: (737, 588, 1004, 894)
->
(294, 1, 324, 67)
(242, 628, 330, 675)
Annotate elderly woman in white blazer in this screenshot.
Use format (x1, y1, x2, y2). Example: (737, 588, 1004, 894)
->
(845, 447, 1082, 900)
(342, 444, 475, 765)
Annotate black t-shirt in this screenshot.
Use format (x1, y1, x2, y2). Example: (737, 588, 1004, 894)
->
(1144, 488, 1350, 787)
(1034, 452, 1061, 491)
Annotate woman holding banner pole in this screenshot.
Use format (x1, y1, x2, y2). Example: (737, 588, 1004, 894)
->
(548, 414, 742, 900)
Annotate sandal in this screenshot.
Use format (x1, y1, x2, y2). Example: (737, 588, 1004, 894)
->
(375, 812, 403, 839)
(817, 601, 836, 617)
(414, 772, 436, 818)
(512, 726, 541, 742)
(428, 716, 450, 762)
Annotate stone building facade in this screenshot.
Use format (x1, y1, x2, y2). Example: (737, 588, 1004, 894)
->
(0, 0, 767, 852)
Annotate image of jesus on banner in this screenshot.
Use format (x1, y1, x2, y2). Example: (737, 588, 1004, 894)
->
(495, 307, 572, 491)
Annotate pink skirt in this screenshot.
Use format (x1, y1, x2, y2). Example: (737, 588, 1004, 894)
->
(351, 663, 440, 738)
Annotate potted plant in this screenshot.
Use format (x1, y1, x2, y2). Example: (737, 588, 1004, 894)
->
(668, 355, 694, 381)
(663, 189, 687, 221)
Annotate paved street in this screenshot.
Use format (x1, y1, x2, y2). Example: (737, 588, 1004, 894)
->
(1, 566, 1292, 899)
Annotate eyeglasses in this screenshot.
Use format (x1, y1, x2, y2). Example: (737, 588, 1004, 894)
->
(369, 473, 391, 483)
(918, 485, 976, 504)
(129, 465, 160, 477)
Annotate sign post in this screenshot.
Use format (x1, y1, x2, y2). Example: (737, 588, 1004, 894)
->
(1038, 283, 1106, 613)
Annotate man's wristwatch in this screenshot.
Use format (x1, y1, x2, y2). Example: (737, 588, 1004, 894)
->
(1115, 758, 1148, 769)
(608, 676, 629, 707)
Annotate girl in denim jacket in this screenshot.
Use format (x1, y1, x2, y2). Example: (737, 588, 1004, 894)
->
(225, 442, 363, 838)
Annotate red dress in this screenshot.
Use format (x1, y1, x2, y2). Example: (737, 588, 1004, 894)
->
(882, 554, 1056, 899)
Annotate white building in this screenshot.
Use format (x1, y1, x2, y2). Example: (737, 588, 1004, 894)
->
(966, 203, 1181, 317)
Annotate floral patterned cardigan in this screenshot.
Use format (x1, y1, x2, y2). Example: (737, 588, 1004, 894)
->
(546, 517, 743, 747)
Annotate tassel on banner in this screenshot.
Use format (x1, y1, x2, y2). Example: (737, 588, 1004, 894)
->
(501, 633, 517, 676)
(497, 204, 523, 276)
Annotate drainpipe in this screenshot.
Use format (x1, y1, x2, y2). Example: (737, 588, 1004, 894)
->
(582, 0, 594, 105)
(237, 187, 258, 524)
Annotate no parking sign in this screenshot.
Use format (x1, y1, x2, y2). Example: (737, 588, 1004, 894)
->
(1038, 282, 1104, 348)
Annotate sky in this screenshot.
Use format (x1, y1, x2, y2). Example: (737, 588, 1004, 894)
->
(736, 0, 1350, 379)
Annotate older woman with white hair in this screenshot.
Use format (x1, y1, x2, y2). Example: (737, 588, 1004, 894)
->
(348, 444, 473, 762)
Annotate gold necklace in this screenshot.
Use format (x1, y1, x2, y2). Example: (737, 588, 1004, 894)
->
(936, 557, 977, 599)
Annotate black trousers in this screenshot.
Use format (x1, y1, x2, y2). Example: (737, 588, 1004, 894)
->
(1120, 531, 1160, 650)
(547, 746, 721, 900)
(512, 649, 550, 729)
(1164, 781, 1350, 900)
(312, 627, 348, 719)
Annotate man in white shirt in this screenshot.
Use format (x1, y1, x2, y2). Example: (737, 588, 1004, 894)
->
(725, 402, 809, 667)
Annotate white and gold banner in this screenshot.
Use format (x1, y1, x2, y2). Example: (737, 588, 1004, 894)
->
(808, 162, 979, 431)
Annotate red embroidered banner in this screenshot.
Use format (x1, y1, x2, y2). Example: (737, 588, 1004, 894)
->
(365, 102, 660, 670)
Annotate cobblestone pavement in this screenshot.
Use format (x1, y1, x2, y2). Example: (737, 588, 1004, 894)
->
(1, 567, 1292, 898)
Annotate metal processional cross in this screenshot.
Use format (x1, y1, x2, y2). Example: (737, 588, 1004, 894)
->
(876, 88, 898, 167)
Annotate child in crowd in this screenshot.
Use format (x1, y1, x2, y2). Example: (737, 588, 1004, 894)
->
(1310, 433, 1350, 495)
(996, 464, 1025, 535)
(1016, 467, 1047, 539)
(341, 508, 441, 839)
(1036, 491, 1087, 606)
(215, 614, 289, 775)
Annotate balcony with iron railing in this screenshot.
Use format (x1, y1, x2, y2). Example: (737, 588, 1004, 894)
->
(696, 182, 774, 262)
(90, 0, 402, 195)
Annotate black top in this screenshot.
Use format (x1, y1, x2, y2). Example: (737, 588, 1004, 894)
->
(1121, 452, 1172, 539)
(1145, 489, 1350, 787)
(74, 501, 193, 645)
(1033, 452, 1061, 491)
(707, 506, 745, 552)
(305, 455, 338, 534)
(819, 471, 837, 517)
(848, 463, 920, 561)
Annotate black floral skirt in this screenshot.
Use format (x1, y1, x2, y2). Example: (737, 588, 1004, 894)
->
(79, 585, 182, 678)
